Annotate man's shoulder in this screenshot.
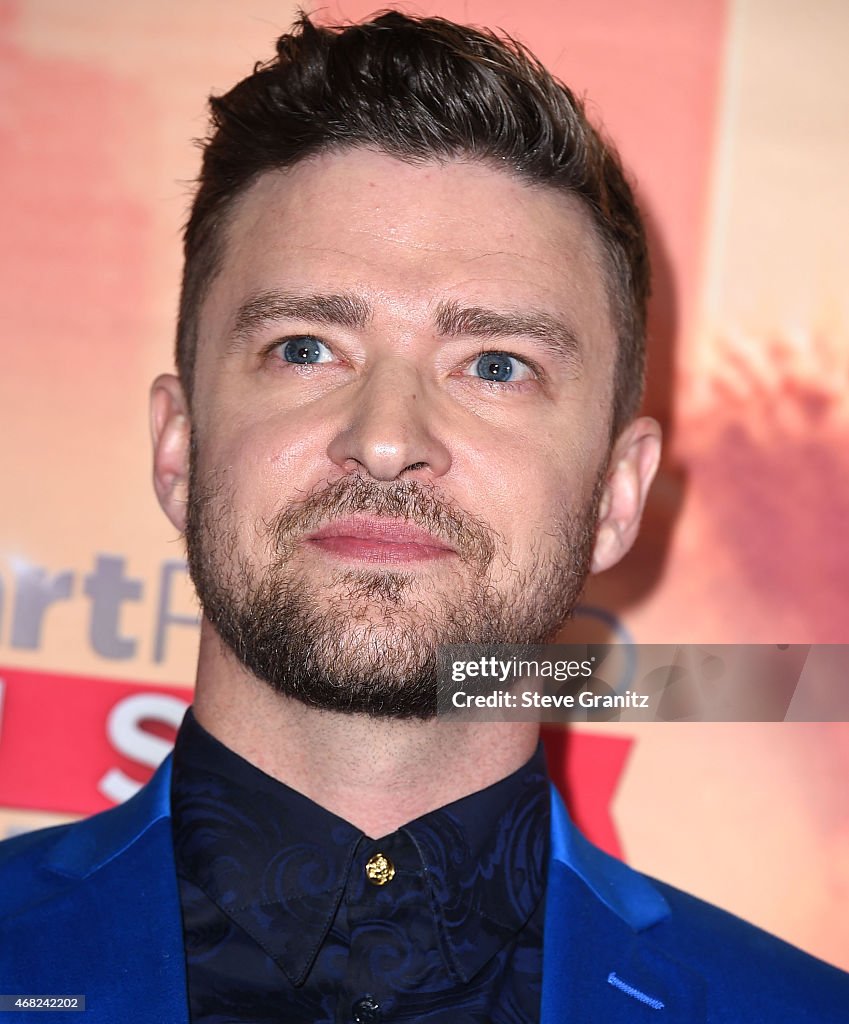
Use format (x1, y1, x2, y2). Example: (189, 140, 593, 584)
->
(647, 873, 849, 1018)
(651, 872, 840, 964)
(0, 766, 188, 1024)
(547, 790, 849, 1021)
(0, 758, 174, 917)
(0, 819, 72, 865)
(0, 821, 79, 912)
(0, 805, 153, 923)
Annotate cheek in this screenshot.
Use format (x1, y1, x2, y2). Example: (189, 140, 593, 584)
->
(466, 453, 574, 562)
(459, 406, 589, 489)
(266, 423, 331, 479)
(197, 409, 338, 515)
(490, 445, 604, 551)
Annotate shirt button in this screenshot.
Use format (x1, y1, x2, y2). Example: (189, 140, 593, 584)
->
(351, 995, 381, 1023)
(364, 851, 395, 886)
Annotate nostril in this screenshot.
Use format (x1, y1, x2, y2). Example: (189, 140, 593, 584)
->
(404, 462, 428, 472)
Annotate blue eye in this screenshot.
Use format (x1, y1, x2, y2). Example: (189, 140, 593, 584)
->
(466, 351, 532, 383)
(279, 337, 332, 364)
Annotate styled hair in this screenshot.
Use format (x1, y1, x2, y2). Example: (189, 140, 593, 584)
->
(178, 10, 649, 435)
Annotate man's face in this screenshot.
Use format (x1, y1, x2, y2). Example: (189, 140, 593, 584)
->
(166, 149, 633, 717)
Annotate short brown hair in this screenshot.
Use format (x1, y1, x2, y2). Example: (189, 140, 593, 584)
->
(178, 10, 649, 435)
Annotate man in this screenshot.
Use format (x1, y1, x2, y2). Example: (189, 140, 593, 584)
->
(1, 11, 847, 1023)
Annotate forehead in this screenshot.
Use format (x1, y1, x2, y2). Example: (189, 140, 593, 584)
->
(197, 148, 616, 362)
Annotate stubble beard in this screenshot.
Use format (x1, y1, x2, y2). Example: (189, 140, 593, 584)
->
(185, 450, 605, 720)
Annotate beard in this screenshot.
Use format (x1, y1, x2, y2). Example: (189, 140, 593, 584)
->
(185, 446, 605, 720)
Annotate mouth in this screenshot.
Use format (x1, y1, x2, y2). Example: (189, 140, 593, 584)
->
(304, 516, 458, 565)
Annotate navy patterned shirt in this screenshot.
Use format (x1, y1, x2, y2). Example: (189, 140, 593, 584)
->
(171, 709, 550, 1023)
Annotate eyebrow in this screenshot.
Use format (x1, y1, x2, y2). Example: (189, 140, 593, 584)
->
(228, 288, 582, 368)
(231, 290, 372, 344)
(434, 299, 583, 369)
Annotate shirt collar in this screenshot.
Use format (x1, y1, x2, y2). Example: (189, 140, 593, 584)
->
(171, 708, 549, 986)
(401, 748, 550, 981)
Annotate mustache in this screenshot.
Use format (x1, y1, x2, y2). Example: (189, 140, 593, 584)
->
(268, 475, 497, 570)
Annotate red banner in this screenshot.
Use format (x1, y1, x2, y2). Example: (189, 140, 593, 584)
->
(0, 665, 630, 855)
(0, 666, 189, 816)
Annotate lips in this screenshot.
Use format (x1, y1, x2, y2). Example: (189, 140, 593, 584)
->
(304, 516, 456, 564)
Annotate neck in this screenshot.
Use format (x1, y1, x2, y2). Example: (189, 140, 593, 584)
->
(192, 623, 540, 837)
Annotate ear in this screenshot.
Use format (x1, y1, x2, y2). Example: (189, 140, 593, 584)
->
(591, 416, 662, 574)
(150, 374, 191, 533)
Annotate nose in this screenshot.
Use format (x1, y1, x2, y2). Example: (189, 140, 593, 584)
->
(327, 361, 451, 482)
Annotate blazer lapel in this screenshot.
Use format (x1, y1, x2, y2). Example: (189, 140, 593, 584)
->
(541, 786, 706, 1023)
(36, 756, 188, 1024)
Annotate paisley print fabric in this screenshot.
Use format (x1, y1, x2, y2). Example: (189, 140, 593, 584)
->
(171, 709, 550, 1023)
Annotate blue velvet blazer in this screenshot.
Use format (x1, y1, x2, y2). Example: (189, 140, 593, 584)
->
(1, 757, 847, 1022)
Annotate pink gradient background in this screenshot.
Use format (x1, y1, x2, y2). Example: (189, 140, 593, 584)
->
(1, 0, 847, 970)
